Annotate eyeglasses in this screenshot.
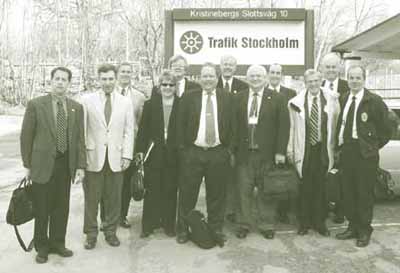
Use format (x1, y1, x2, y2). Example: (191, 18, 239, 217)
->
(161, 83, 176, 87)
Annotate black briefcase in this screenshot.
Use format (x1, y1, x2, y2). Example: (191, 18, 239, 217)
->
(6, 177, 34, 252)
(264, 163, 299, 198)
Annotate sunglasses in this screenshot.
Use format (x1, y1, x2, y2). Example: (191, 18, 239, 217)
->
(161, 83, 176, 87)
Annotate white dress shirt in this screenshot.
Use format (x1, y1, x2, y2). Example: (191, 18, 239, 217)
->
(268, 84, 281, 93)
(222, 77, 234, 93)
(194, 90, 221, 147)
(323, 78, 339, 95)
(307, 91, 322, 142)
(247, 88, 264, 124)
(177, 79, 186, 97)
(338, 89, 365, 145)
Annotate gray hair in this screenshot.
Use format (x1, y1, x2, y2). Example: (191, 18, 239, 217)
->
(168, 55, 188, 68)
(304, 69, 322, 81)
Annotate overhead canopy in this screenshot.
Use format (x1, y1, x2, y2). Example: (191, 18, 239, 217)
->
(332, 13, 400, 59)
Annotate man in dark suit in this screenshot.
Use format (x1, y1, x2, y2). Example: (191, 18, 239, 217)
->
(320, 53, 350, 224)
(232, 65, 289, 239)
(176, 63, 233, 246)
(20, 67, 86, 264)
(216, 55, 248, 223)
(266, 63, 297, 223)
(217, 55, 248, 94)
(335, 65, 391, 247)
(287, 69, 339, 237)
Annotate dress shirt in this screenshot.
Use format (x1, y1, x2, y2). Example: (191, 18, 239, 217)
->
(268, 84, 281, 93)
(307, 91, 322, 142)
(51, 94, 68, 127)
(338, 89, 365, 145)
(323, 78, 339, 95)
(194, 90, 221, 147)
(177, 79, 185, 98)
(222, 77, 234, 92)
(247, 88, 264, 124)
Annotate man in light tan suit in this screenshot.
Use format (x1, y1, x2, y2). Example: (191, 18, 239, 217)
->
(115, 62, 146, 228)
(81, 64, 134, 249)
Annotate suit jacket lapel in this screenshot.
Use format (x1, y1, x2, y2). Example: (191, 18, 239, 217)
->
(241, 89, 250, 125)
(193, 91, 202, 133)
(43, 94, 56, 140)
(93, 92, 107, 127)
(216, 89, 223, 130)
(66, 99, 76, 145)
(258, 88, 272, 123)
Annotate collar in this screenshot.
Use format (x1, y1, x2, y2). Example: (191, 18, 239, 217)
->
(51, 93, 67, 103)
(202, 89, 216, 96)
(249, 88, 264, 97)
(100, 90, 115, 99)
(350, 88, 364, 100)
(307, 89, 321, 101)
(325, 78, 338, 88)
(268, 84, 280, 92)
(222, 76, 233, 85)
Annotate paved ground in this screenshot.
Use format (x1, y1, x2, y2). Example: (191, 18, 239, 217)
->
(1, 121, 400, 273)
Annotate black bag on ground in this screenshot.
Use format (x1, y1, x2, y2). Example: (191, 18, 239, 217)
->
(131, 165, 145, 201)
(185, 210, 217, 249)
(6, 177, 34, 252)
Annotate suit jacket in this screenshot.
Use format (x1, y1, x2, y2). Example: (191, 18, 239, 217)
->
(217, 76, 248, 94)
(20, 94, 86, 184)
(287, 89, 340, 177)
(267, 85, 296, 101)
(82, 91, 134, 172)
(151, 77, 201, 98)
(115, 85, 146, 138)
(232, 87, 289, 165)
(336, 89, 391, 159)
(136, 93, 179, 169)
(177, 88, 233, 149)
(322, 78, 349, 98)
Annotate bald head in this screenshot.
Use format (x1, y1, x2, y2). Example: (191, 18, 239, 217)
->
(321, 53, 341, 82)
(220, 55, 237, 80)
(246, 65, 267, 91)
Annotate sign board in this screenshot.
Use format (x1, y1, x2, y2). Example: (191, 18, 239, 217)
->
(165, 9, 314, 75)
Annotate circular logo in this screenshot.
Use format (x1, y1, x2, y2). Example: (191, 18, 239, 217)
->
(180, 31, 203, 54)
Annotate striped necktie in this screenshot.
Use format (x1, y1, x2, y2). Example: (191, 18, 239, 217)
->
(56, 100, 67, 153)
(309, 96, 319, 145)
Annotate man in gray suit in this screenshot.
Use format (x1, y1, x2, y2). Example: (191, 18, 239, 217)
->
(81, 64, 134, 249)
(20, 67, 86, 263)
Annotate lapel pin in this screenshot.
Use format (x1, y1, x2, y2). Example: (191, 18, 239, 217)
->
(71, 109, 75, 112)
(361, 112, 368, 122)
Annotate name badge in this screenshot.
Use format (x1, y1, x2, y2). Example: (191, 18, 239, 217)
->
(249, 116, 258, 125)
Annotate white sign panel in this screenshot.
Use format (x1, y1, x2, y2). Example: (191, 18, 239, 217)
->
(174, 20, 305, 65)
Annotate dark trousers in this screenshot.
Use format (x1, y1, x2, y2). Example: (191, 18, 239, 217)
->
(32, 152, 71, 252)
(177, 145, 229, 234)
(236, 151, 275, 231)
(299, 144, 327, 229)
(225, 164, 239, 217)
(341, 141, 377, 236)
(100, 165, 134, 222)
(83, 160, 123, 239)
(142, 163, 178, 233)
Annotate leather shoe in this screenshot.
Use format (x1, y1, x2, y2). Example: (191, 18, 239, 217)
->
(176, 233, 189, 244)
(105, 235, 120, 247)
(356, 234, 371, 248)
(49, 246, 73, 257)
(84, 238, 97, 250)
(235, 228, 249, 239)
(336, 229, 357, 240)
(261, 229, 275, 239)
(297, 227, 308, 236)
(333, 215, 345, 224)
(120, 218, 131, 228)
(35, 250, 48, 264)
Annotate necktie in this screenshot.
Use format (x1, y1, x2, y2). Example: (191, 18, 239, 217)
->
(104, 93, 112, 125)
(343, 96, 356, 142)
(121, 88, 126, 96)
(329, 82, 334, 91)
(309, 96, 319, 145)
(250, 92, 259, 117)
(205, 93, 216, 146)
(56, 100, 67, 153)
(224, 81, 230, 93)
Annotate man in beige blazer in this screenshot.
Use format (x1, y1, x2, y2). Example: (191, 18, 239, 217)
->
(81, 64, 134, 249)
